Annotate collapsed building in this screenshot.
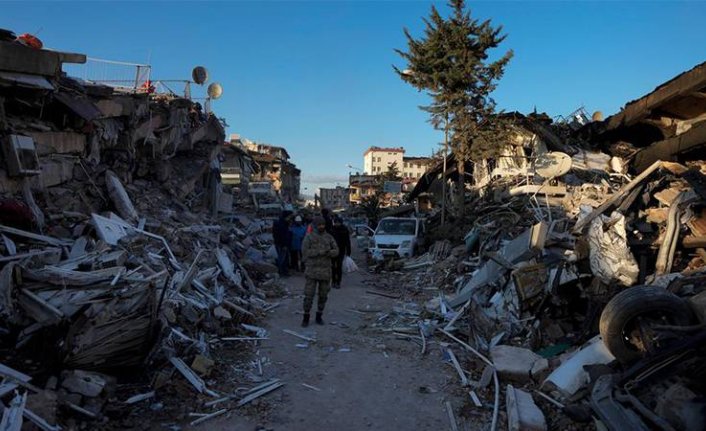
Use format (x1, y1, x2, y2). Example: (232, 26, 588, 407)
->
(0, 31, 285, 429)
(380, 62, 706, 430)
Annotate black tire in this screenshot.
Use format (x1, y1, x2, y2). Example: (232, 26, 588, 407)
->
(599, 285, 694, 364)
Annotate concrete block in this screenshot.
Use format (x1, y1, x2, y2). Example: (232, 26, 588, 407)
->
(506, 384, 547, 431)
(40, 158, 74, 187)
(491, 345, 546, 383)
(213, 305, 232, 320)
(61, 370, 106, 398)
(191, 355, 215, 377)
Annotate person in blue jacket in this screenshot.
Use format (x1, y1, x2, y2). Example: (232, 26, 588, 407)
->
(289, 215, 307, 272)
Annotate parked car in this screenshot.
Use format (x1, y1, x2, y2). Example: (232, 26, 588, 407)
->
(355, 217, 425, 260)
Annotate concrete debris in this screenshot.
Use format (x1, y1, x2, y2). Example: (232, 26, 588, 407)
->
(506, 385, 547, 431)
(490, 345, 548, 383)
(0, 31, 291, 430)
(365, 62, 706, 431)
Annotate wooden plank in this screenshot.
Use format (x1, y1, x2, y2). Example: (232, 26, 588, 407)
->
(283, 329, 316, 342)
(0, 225, 70, 247)
(0, 249, 61, 263)
(445, 401, 459, 431)
(447, 348, 469, 387)
(0, 363, 32, 383)
(237, 382, 285, 407)
(189, 409, 227, 426)
(365, 290, 401, 299)
(170, 357, 205, 394)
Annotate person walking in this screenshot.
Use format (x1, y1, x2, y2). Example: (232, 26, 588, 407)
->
(289, 215, 307, 272)
(272, 211, 292, 277)
(330, 215, 351, 289)
(320, 208, 334, 233)
(301, 216, 339, 326)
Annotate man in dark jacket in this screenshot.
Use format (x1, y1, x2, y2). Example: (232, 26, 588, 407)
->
(330, 215, 351, 289)
(321, 208, 333, 234)
(301, 217, 339, 326)
(272, 211, 292, 276)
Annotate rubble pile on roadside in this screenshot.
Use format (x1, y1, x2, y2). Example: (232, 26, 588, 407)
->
(368, 64, 706, 430)
(0, 34, 283, 429)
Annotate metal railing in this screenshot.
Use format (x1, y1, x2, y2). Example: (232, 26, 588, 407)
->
(63, 57, 151, 92)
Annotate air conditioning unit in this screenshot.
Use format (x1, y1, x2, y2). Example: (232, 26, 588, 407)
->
(2, 135, 41, 176)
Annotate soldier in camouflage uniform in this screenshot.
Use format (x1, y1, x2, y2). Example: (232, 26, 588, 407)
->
(301, 216, 339, 326)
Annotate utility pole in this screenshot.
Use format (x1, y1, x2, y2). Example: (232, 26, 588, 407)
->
(441, 115, 448, 226)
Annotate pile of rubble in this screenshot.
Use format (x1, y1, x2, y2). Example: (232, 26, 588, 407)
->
(0, 32, 285, 429)
(369, 63, 706, 430)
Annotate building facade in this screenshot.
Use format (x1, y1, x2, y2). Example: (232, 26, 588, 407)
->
(402, 156, 431, 181)
(230, 134, 301, 202)
(363, 147, 404, 175)
(318, 186, 351, 210)
(349, 174, 378, 205)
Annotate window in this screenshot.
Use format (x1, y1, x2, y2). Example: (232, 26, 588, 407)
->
(377, 157, 381, 162)
(404, 162, 408, 168)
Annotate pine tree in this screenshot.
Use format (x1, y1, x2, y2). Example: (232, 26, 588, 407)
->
(395, 0, 512, 215)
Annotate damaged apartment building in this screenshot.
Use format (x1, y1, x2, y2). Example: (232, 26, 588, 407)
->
(0, 31, 285, 430)
(225, 134, 301, 204)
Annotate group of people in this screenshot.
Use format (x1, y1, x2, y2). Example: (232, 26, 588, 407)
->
(272, 209, 352, 327)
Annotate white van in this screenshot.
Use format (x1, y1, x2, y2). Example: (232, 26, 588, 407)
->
(356, 217, 425, 260)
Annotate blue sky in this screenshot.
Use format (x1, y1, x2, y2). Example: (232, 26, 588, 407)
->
(3, 1, 704, 194)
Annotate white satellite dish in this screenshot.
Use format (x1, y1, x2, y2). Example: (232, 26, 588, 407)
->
(534, 152, 572, 179)
(207, 82, 223, 99)
(192, 66, 208, 85)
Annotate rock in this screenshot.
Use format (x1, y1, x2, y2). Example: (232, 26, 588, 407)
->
(26, 390, 58, 425)
(506, 384, 547, 431)
(490, 345, 546, 383)
(164, 306, 177, 324)
(61, 370, 107, 398)
(213, 305, 232, 320)
(58, 390, 82, 406)
(45, 376, 58, 391)
(530, 357, 550, 382)
(191, 354, 215, 376)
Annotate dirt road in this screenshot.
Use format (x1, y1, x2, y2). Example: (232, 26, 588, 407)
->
(205, 257, 461, 431)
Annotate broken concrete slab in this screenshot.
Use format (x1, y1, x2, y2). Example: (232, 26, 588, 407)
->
(105, 170, 138, 224)
(61, 370, 106, 398)
(191, 355, 215, 377)
(543, 336, 615, 399)
(449, 222, 548, 307)
(0, 40, 85, 76)
(28, 132, 86, 156)
(490, 345, 548, 383)
(506, 384, 547, 431)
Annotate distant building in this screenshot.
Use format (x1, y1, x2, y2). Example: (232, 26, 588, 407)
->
(349, 174, 378, 205)
(402, 156, 431, 181)
(221, 139, 255, 198)
(363, 146, 404, 175)
(319, 186, 350, 210)
(229, 133, 301, 202)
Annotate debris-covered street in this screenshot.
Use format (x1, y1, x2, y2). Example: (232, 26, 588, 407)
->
(3, 1, 706, 430)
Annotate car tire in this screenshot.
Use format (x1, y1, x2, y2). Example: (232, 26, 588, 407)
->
(599, 285, 695, 364)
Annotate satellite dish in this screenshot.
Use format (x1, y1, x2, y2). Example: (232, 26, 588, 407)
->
(192, 66, 208, 85)
(534, 152, 572, 179)
(207, 82, 223, 99)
